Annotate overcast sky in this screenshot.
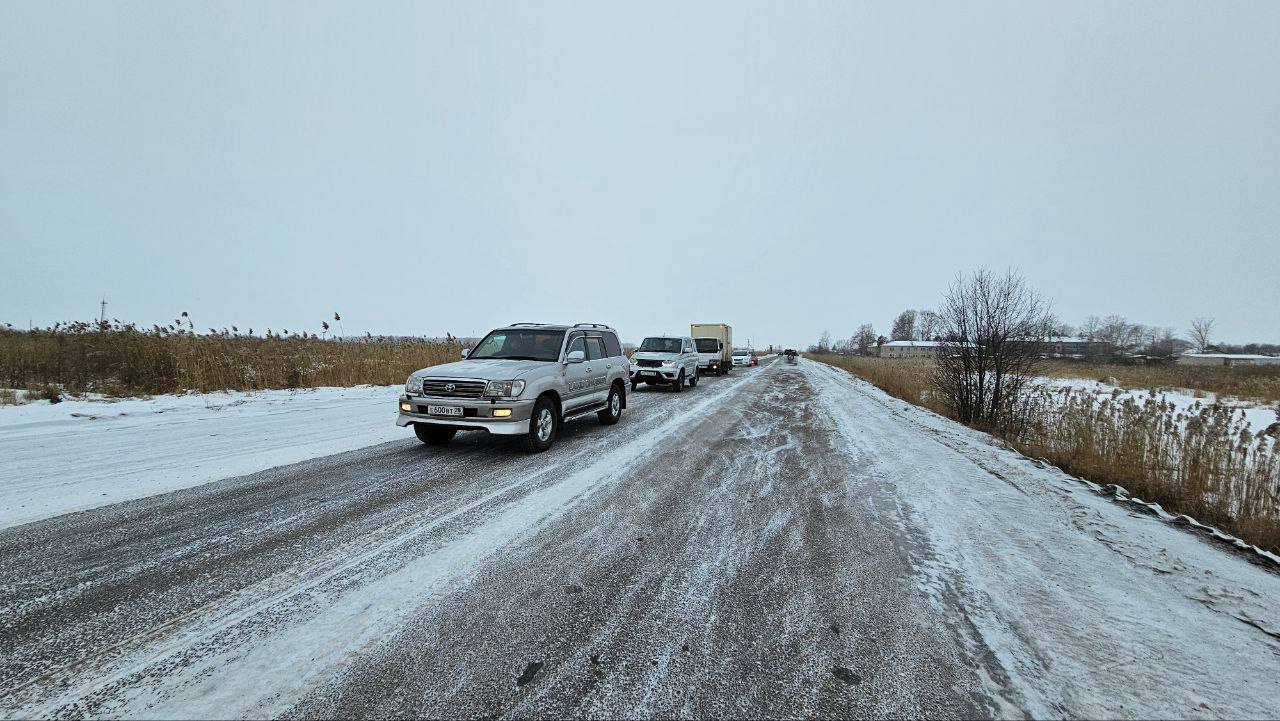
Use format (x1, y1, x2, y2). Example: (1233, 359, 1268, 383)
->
(2, 1, 1277, 347)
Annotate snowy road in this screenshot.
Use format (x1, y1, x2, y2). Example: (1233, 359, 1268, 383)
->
(3, 359, 1279, 719)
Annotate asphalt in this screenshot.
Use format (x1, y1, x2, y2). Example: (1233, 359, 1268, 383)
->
(11, 357, 1273, 718)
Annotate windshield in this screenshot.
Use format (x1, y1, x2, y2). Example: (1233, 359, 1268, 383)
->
(468, 329, 565, 362)
(733, 350, 750, 356)
(694, 338, 720, 353)
(639, 337, 683, 353)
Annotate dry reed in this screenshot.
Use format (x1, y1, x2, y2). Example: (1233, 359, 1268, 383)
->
(816, 354, 1280, 554)
(0, 320, 462, 396)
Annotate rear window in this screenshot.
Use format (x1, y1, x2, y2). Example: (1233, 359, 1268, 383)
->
(695, 338, 719, 353)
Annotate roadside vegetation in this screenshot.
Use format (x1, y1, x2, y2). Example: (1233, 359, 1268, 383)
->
(818, 354, 1280, 554)
(813, 268, 1280, 554)
(1039, 361, 1280, 405)
(0, 318, 462, 397)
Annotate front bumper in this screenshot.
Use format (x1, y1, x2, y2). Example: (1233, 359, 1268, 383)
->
(697, 360, 724, 371)
(630, 365, 679, 381)
(396, 394, 534, 435)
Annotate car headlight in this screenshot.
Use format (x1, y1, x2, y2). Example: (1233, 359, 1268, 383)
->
(483, 380, 526, 398)
(405, 375, 423, 395)
(662, 360, 676, 367)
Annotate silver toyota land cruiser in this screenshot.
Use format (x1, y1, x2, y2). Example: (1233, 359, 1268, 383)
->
(398, 323, 629, 452)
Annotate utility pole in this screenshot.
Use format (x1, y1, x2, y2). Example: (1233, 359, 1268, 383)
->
(99, 295, 108, 323)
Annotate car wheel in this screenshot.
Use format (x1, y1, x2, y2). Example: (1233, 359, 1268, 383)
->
(414, 424, 457, 445)
(672, 370, 684, 392)
(523, 397, 557, 453)
(597, 383, 623, 425)
(689, 369, 699, 387)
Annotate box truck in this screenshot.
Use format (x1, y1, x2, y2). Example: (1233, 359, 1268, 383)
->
(690, 323, 733, 376)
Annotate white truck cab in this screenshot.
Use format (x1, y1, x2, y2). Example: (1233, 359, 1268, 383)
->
(691, 323, 733, 376)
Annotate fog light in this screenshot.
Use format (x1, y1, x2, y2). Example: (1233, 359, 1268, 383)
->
(493, 408, 512, 418)
(400, 402, 412, 412)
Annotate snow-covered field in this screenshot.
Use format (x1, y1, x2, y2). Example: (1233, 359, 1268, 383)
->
(1036, 376, 1279, 435)
(0, 386, 404, 529)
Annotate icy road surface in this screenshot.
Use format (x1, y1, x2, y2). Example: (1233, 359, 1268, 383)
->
(2, 359, 1278, 719)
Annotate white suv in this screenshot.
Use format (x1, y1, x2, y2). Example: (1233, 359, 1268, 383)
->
(399, 323, 629, 452)
(629, 336, 700, 392)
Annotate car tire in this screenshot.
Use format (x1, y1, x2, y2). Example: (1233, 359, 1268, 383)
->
(597, 383, 623, 425)
(414, 424, 457, 445)
(689, 369, 698, 387)
(523, 396, 558, 453)
(672, 370, 684, 392)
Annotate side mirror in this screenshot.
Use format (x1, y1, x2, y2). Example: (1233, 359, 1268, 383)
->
(566, 350, 585, 364)
(461, 348, 470, 359)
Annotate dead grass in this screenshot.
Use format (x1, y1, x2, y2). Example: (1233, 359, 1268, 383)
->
(1041, 361, 1280, 405)
(815, 354, 1280, 555)
(0, 321, 462, 396)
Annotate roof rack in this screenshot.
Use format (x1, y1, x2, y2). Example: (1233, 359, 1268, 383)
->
(507, 322, 549, 327)
(572, 323, 613, 330)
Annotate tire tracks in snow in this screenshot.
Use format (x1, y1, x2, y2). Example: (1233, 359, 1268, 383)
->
(2, 368, 760, 719)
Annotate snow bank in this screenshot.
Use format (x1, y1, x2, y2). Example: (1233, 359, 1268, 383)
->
(0, 386, 405, 529)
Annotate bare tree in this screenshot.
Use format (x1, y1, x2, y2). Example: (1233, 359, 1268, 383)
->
(817, 329, 832, 353)
(1189, 317, 1215, 353)
(931, 269, 1052, 431)
(1080, 315, 1102, 341)
(917, 311, 941, 342)
(854, 323, 877, 356)
(890, 310, 917, 341)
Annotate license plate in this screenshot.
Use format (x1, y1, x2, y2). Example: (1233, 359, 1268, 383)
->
(427, 405, 463, 417)
(642, 371, 659, 376)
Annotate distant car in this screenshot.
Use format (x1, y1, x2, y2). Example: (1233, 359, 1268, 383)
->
(750, 353, 759, 366)
(629, 336, 700, 392)
(399, 323, 628, 452)
(731, 349, 752, 367)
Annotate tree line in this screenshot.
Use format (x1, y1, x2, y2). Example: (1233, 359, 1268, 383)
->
(810, 268, 1275, 432)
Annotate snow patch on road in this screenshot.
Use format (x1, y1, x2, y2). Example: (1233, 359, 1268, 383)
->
(0, 386, 405, 529)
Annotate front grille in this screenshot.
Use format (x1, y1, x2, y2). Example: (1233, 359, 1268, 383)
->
(420, 379, 487, 398)
(636, 359, 663, 368)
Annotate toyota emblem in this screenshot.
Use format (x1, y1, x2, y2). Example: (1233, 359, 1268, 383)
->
(444, 383, 456, 392)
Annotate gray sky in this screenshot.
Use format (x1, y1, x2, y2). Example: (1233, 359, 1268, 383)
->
(3, 1, 1278, 347)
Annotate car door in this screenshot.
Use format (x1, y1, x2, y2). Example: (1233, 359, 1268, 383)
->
(562, 332, 592, 411)
(683, 338, 698, 376)
(583, 335, 611, 405)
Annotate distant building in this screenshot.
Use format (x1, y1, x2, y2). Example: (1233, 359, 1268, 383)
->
(1040, 336, 1113, 359)
(878, 340, 945, 359)
(1177, 353, 1280, 367)
(1009, 336, 1112, 359)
